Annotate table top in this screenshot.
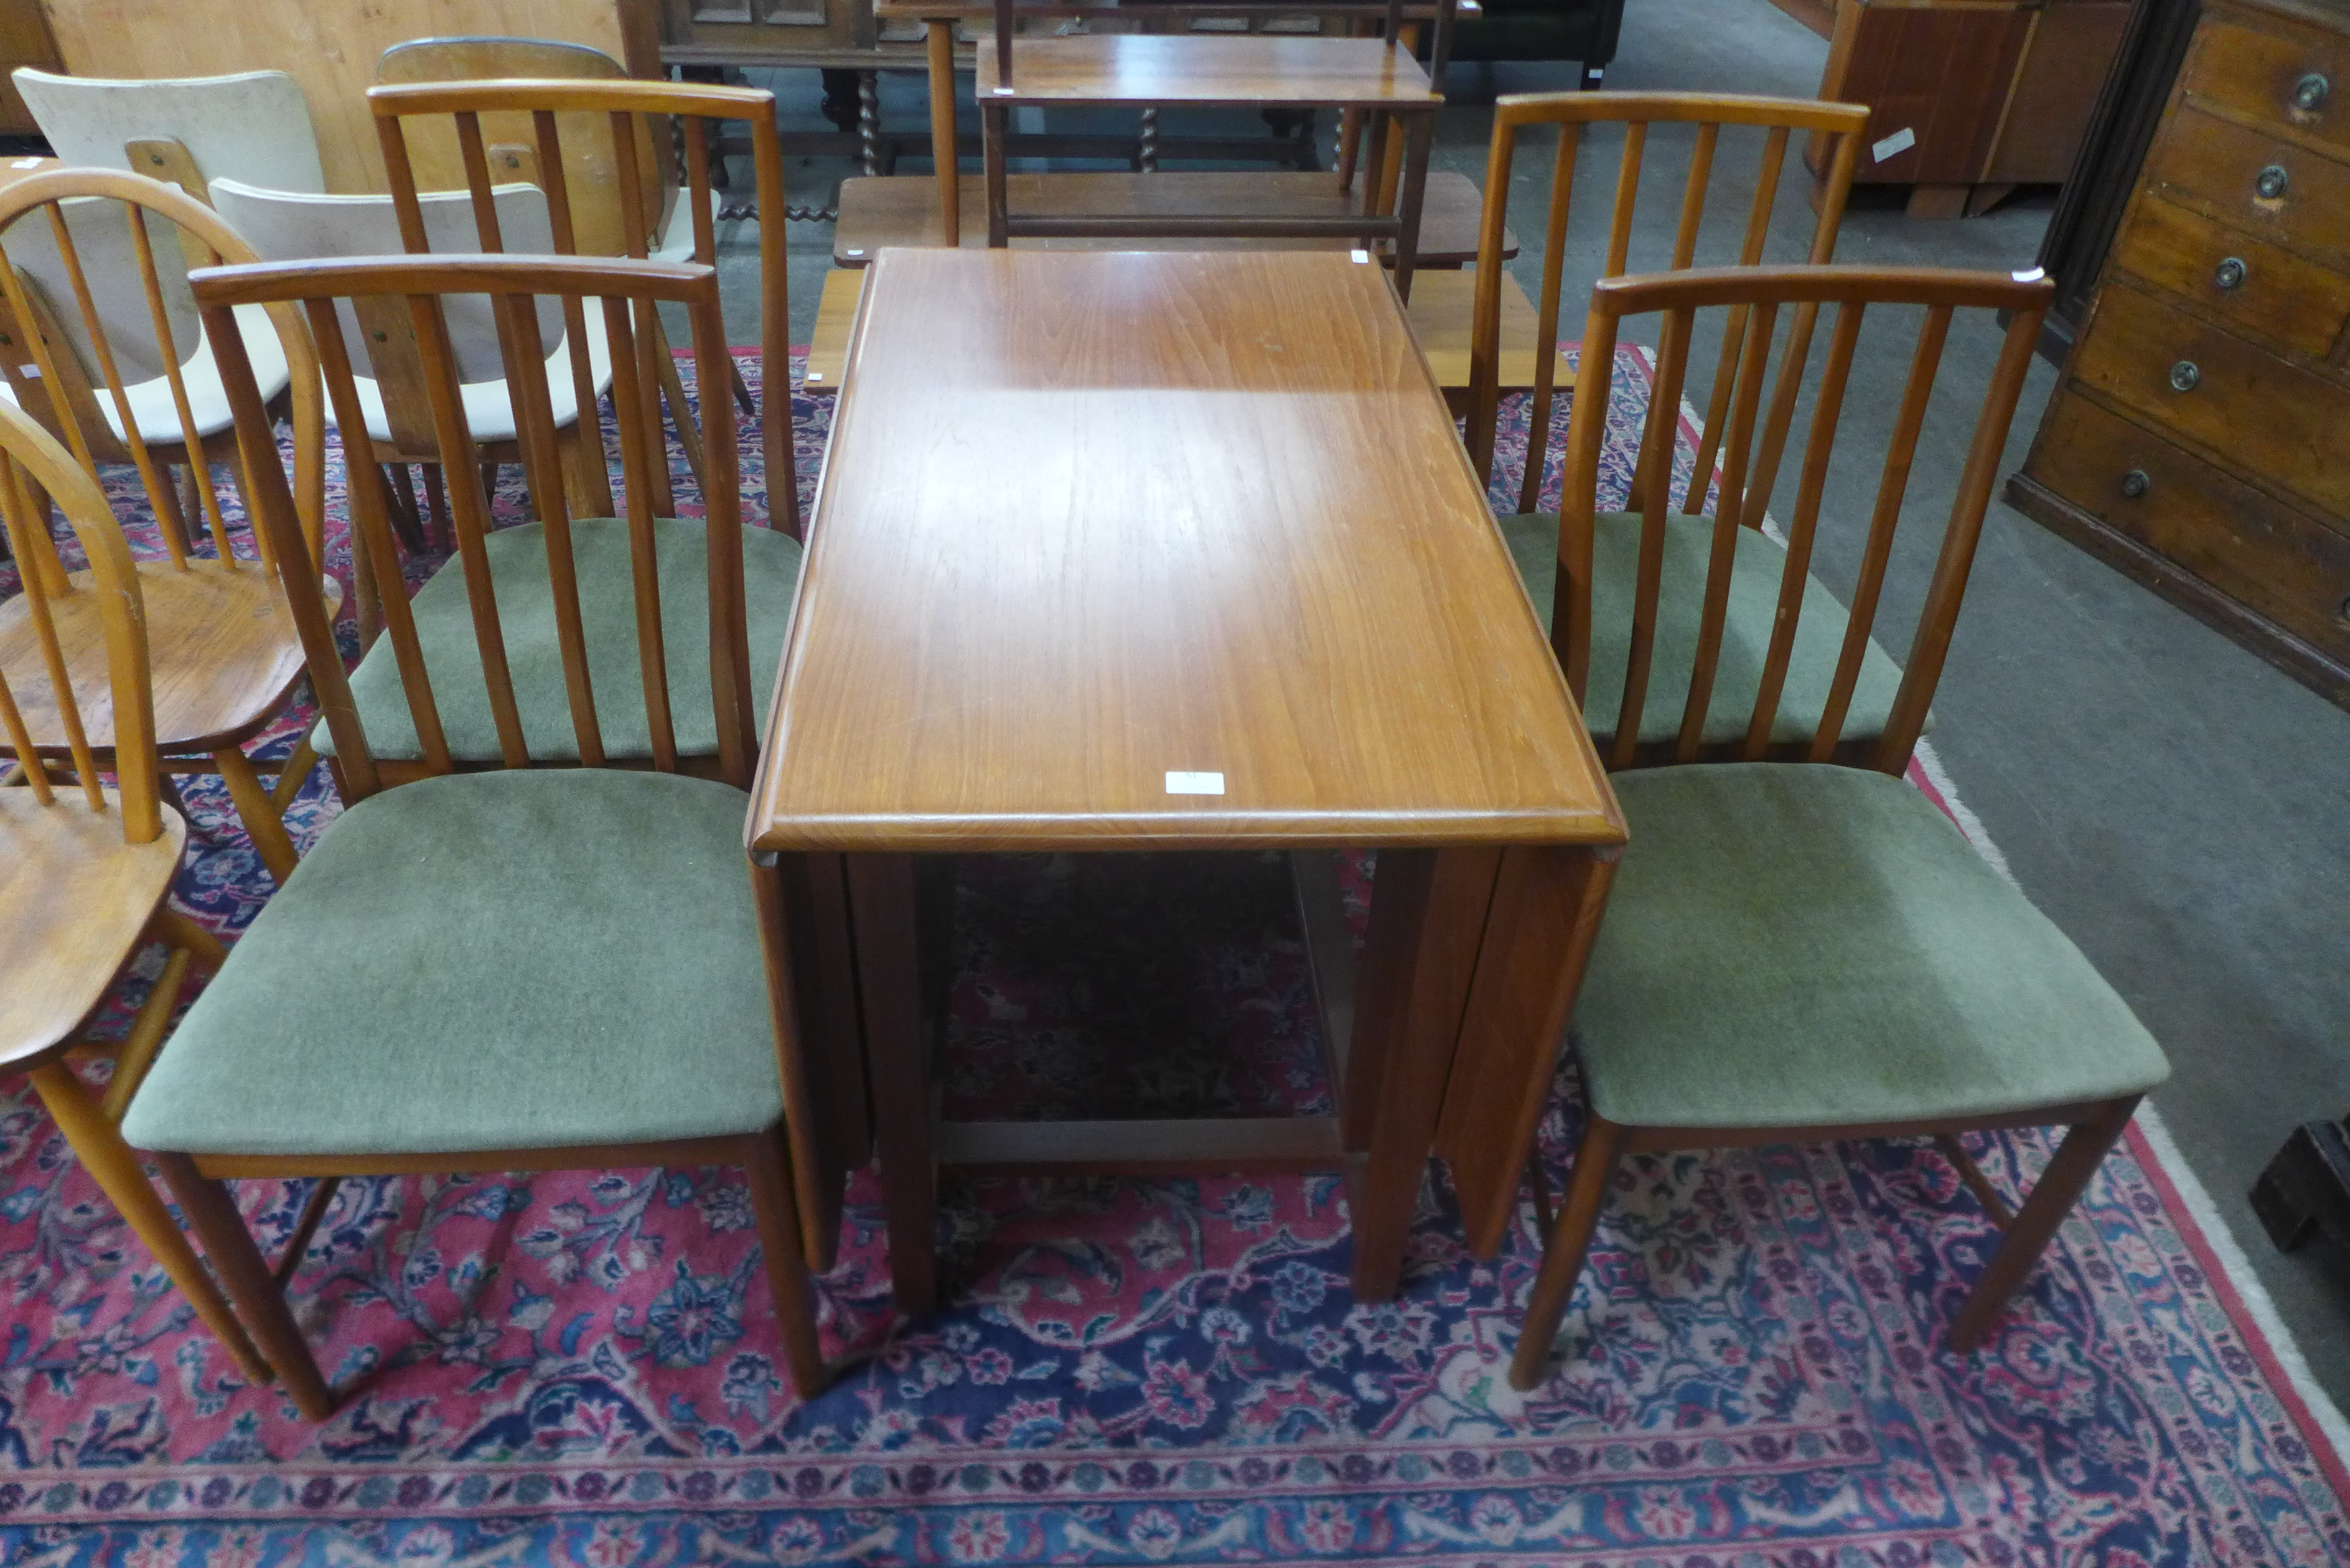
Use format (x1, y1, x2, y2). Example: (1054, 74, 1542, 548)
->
(749, 249, 1620, 855)
(976, 34, 1438, 106)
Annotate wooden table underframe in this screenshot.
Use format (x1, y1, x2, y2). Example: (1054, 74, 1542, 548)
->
(748, 249, 1624, 1317)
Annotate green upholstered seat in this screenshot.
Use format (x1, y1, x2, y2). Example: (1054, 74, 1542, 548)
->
(1573, 763, 2170, 1130)
(1499, 511, 1914, 752)
(317, 517, 802, 762)
(121, 769, 784, 1157)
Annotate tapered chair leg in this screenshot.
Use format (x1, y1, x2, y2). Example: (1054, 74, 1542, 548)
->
(1945, 1096, 2141, 1352)
(1509, 1112, 1626, 1391)
(649, 315, 709, 493)
(212, 745, 301, 885)
(154, 1152, 335, 1420)
(730, 358, 756, 419)
(744, 1127, 830, 1400)
(26, 1063, 273, 1387)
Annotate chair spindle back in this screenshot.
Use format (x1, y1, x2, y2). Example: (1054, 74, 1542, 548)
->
(0, 396, 161, 837)
(191, 253, 756, 801)
(0, 169, 325, 577)
(368, 78, 798, 538)
(1466, 92, 1870, 508)
(1551, 264, 2053, 775)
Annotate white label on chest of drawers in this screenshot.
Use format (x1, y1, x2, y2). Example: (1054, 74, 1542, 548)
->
(1873, 126, 1917, 164)
(1165, 772, 1225, 795)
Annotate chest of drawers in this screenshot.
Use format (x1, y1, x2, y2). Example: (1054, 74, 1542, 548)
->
(2007, 0, 2350, 705)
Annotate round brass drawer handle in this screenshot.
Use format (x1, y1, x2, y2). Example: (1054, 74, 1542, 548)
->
(2295, 72, 2331, 113)
(2255, 164, 2290, 199)
(2120, 469, 2151, 499)
(2169, 360, 2201, 392)
(2214, 256, 2247, 290)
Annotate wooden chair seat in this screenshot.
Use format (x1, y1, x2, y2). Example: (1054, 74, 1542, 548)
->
(315, 518, 802, 766)
(1578, 763, 2170, 1129)
(0, 559, 340, 753)
(121, 769, 784, 1156)
(0, 790, 184, 1067)
(1498, 510, 1909, 755)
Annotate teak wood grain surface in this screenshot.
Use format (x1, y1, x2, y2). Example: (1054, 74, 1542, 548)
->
(974, 34, 1438, 106)
(749, 248, 1620, 855)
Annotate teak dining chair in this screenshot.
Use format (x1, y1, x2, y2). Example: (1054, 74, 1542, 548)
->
(119, 252, 830, 1417)
(1463, 91, 1868, 502)
(0, 169, 330, 883)
(0, 394, 270, 1391)
(372, 39, 764, 497)
(1495, 264, 2172, 1391)
(367, 77, 798, 538)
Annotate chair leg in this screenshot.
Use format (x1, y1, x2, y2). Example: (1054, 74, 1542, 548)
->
(213, 746, 300, 886)
(152, 1152, 335, 1421)
(1945, 1096, 2142, 1353)
(375, 466, 425, 554)
(419, 463, 448, 549)
(743, 1127, 831, 1400)
(1509, 1113, 1625, 1391)
(26, 1064, 273, 1388)
(269, 726, 321, 813)
(650, 314, 709, 493)
(730, 356, 756, 419)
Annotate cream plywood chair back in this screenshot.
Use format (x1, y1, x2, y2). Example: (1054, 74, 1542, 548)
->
(14, 68, 326, 200)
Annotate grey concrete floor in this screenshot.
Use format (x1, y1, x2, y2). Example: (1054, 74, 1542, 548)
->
(714, 0, 2350, 1415)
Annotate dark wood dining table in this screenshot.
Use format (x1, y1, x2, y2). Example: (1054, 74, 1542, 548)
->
(746, 247, 1624, 1318)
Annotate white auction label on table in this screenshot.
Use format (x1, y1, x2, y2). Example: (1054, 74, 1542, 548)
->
(1164, 771, 1225, 795)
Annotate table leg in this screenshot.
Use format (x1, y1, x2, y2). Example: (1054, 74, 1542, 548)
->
(927, 21, 960, 246)
(751, 852, 871, 1271)
(848, 852, 940, 1318)
(1391, 111, 1433, 302)
(982, 100, 1010, 248)
(1433, 842, 1623, 1260)
(1342, 845, 1504, 1300)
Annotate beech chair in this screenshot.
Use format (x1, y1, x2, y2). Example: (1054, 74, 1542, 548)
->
(372, 39, 764, 497)
(208, 176, 617, 555)
(12, 67, 327, 201)
(0, 170, 330, 884)
(0, 394, 271, 1391)
(120, 252, 830, 1418)
(1497, 263, 2172, 1392)
(1463, 91, 1867, 503)
(368, 77, 797, 536)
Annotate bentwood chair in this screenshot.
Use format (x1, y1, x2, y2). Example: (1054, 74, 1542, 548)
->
(1463, 92, 1867, 504)
(208, 177, 618, 556)
(120, 252, 830, 1417)
(368, 77, 797, 536)
(1499, 264, 2172, 1391)
(0, 394, 271, 1391)
(12, 67, 327, 202)
(0, 170, 330, 883)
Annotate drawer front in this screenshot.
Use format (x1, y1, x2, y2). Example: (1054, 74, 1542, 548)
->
(2144, 104, 2350, 261)
(2184, 13, 2349, 161)
(2032, 388, 2350, 661)
(2072, 281, 2350, 518)
(2114, 193, 2350, 362)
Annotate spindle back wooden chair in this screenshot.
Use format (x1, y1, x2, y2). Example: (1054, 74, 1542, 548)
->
(1548, 264, 2044, 772)
(1464, 91, 1868, 503)
(0, 394, 271, 1391)
(119, 252, 830, 1419)
(368, 77, 797, 538)
(0, 169, 329, 884)
(1488, 264, 2169, 1393)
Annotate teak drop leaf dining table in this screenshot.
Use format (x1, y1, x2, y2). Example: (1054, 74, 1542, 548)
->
(747, 248, 1626, 1317)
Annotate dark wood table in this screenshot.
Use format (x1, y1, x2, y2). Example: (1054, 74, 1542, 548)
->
(747, 248, 1623, 1318)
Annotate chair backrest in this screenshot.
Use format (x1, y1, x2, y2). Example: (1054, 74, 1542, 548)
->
(12, 67, 326, 202)
(0, 169, 324, 575)
(192, 252, 756, 796)
(375, 37, 670, 263)
(368, 78, 797, 538)
(0, 396, 162, 841)
(1547, 264, 2053, 775)
(1466, 91, 1871, 510)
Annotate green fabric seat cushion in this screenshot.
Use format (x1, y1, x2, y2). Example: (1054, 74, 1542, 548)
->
(319, 516, 802, 762)
(121, 768, 784, 1157)
(1574, 763, 2170, 1129)
(1499, 511, 1914, 750)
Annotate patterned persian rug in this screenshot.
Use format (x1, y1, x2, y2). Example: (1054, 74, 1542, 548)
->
(1, 352, 2346, 1567)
